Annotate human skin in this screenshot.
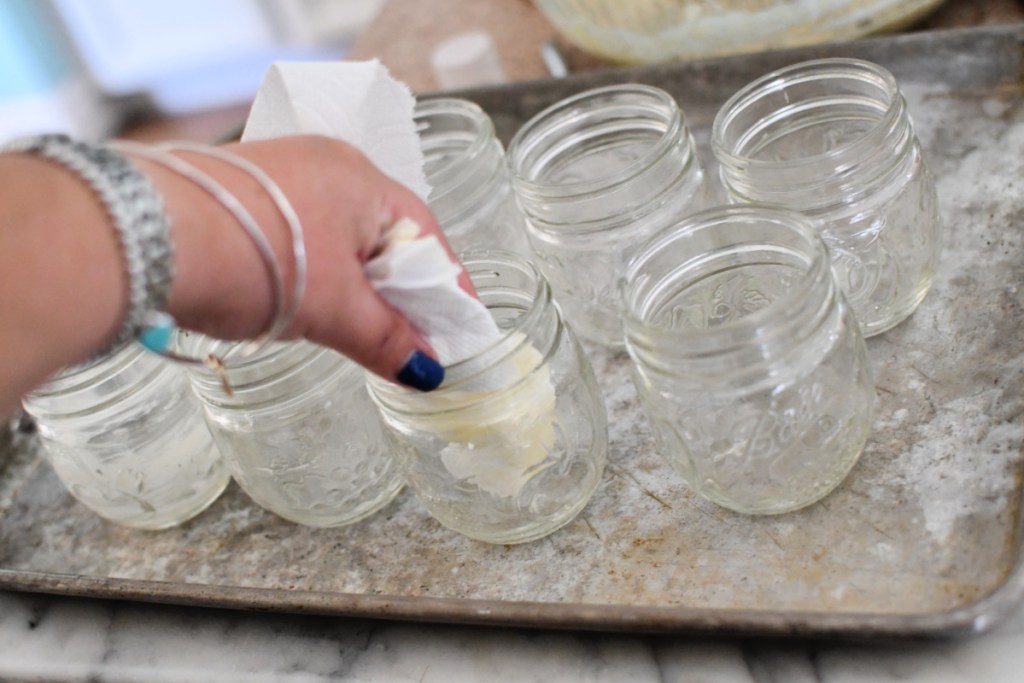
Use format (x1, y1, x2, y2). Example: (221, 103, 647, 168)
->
(0, 135, 467, 417)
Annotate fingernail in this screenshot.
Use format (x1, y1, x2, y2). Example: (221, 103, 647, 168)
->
(396, 350, 444, 392)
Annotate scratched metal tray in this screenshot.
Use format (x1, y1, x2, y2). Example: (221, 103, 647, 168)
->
(2, 25, 1024, 638)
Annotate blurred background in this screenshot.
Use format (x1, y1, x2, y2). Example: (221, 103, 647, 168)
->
(1, 0, 1021, 144)
(0, 0, 384, 141)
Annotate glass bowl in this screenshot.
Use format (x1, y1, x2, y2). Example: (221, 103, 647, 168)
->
(533, 0, 946, 64)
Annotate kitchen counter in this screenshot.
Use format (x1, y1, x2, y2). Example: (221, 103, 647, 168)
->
(1, 589, 1023, 682)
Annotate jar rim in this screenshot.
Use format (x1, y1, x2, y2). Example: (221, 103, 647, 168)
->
(508, 83, 684, 198)
(177, 335, 352, 398)
(443, 249, 551, 383)
(369, 249, 555, 406)
(711, 58, 903, 173)
(622, 204, 832, 355)
(30, 342, 148, 397)
(416, 97, 498, 198)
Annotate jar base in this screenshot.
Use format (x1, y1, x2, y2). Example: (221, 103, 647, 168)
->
(421, 489, 598, 545)
(246, 478, 405, 529)
(857, 276, 934, 338)
(77, 468, 232, 531)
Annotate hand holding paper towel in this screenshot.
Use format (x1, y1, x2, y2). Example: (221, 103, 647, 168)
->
(243, 58, 503, 366)
(364, 217, 501, 367)
(242, 60, 556, 497)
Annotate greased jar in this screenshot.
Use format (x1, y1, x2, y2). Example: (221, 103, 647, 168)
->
(622, 206, 874, 515)
(416, 98, 529, 254)
(507, 84, 708, 349)
(181, 337, 403, 528)
(368, 251, 608, 544)
(712, 58, 941, 336)
(22, 344, 229, 529)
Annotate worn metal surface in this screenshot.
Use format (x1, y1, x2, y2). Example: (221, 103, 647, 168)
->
(2, 25, 1024, 637)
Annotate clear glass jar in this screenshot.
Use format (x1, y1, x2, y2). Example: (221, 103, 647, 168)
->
(22, 344, 230, 529)
(622, 205, 874, 515)
(368, 251, 608, 544)
(180, 337, 403, 528)
(507, 84, 708, 349)
(712, 58, 941, 337)
(416, 97, 529, 255)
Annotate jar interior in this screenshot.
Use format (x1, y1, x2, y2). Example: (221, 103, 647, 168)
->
(511, 88, 676, 191)
(625, 210, 825, 348)
(415, 99, 492, 196)
(420, 125, 475, 175)
(441, 257, 550, 388)
(718, 64, 894, 164)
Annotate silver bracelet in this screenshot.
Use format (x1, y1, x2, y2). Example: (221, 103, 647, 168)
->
(111, 141, 288, 369)
(162, 142, 308, 349)
(3, 134, 173, 356)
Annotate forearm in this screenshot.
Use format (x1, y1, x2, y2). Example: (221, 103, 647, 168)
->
(0, 148, 283, 418)
(0, 154, 125, 416)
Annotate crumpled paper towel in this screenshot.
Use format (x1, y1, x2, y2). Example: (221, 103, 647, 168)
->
(366, 219, 558, 498)
(364, 218, 500, 367)
(242, 59, 431, 200)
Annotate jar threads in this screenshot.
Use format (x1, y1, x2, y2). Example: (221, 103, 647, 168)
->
(416, 97, 529, 254)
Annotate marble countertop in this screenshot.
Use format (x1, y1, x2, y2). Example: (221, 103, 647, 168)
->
(1, 589, 1022, 682)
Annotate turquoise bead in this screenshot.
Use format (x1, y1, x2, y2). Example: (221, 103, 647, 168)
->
(138, 312, 176, 353)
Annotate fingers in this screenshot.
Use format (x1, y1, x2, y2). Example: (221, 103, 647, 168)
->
(303, 255, 444, 391)
(375, 175, 479, 299)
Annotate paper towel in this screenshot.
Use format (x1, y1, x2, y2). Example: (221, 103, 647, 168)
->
(366, 221, 558, 497)
(242, 59, 431, 200)
(365, 218, 500, 367)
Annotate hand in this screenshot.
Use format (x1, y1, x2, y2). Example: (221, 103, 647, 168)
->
(137, 136, 468, 391)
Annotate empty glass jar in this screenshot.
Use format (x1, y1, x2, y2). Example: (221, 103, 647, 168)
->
(508, 84, 708, 348)
(416, 97, 529, 254)
(712, 58, 941, 336)
(180, 336, 403, 528)
(368, 251, 608, 544)
(22, 343, 230, 529)
(622, 205, 874, 515)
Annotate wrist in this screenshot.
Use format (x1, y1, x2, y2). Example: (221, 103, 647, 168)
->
(0, 154, 125, 382)
(130, 150, 294, 342)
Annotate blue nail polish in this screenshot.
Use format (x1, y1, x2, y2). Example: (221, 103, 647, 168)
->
(397, 351, 445, 391)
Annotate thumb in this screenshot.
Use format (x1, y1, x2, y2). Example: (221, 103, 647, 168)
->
(308, 268, 444, 392)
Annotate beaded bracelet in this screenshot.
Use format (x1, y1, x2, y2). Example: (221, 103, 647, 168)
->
(3, 134, 173, 356)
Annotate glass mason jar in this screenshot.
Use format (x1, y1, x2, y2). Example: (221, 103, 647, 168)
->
(622, 206, 874, 515)
(367, 251, 608, 544)
(712, 58, 941, 337)
(416, 97, 529, 254)
(507, 84, 708, 349)
(22, 344, 230, 529)
(180, 336, 403, 528)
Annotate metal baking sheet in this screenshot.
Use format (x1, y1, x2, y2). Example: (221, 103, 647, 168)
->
(2, 24, 1024, 637)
